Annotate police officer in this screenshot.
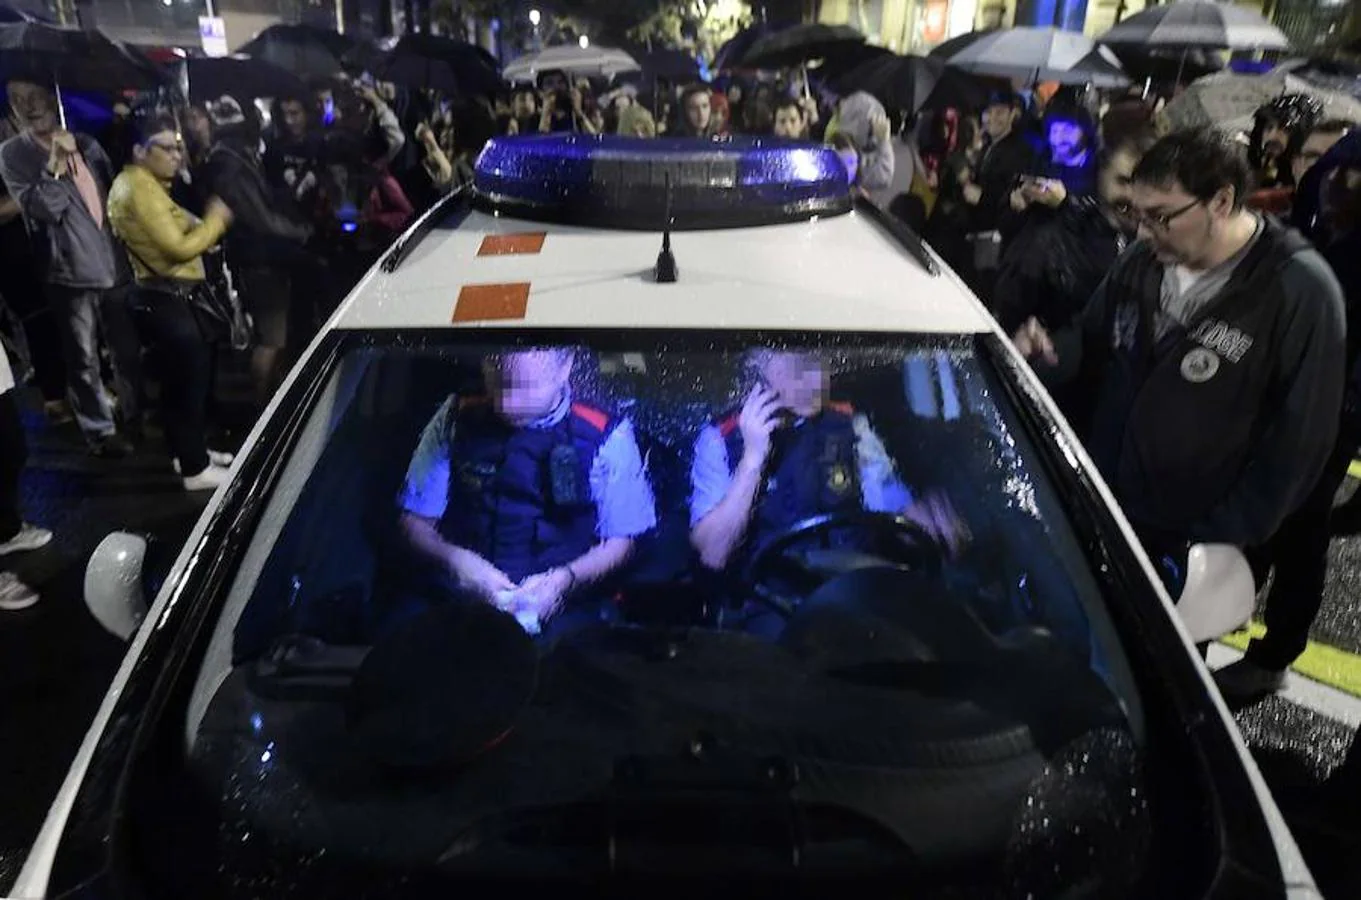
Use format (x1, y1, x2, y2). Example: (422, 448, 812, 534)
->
(399, 347, 656, 635)
(689, 349, 964, 631)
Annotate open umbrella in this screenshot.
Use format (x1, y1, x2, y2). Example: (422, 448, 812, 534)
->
(943, 27, 1129, 88)
(183, 55, 306, 104)
(1110, 46, 1225, 84)
(237, 24, 348, 81)
(1163, 69, 1361, 133)
(927, 29, 997, 61)
(1098, 1, 1290, 51)
(365, 33, 502, 97)
(739, 23, 865, 70)
(814, 42, 892, 81)
(503, 44, 640, 83)
(832, 54, 995, 116)
(0, 23, 165, 126)
(712, 22, 778, 72)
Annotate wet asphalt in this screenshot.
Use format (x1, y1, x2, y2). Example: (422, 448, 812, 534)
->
(0, 379, 1359, 896)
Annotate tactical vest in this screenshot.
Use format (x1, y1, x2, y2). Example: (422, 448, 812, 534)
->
(719, 403, 862, 564)
(440, 398, 613, 583)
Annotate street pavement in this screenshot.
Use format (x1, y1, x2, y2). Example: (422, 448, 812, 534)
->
(1, 376, 1360, 895)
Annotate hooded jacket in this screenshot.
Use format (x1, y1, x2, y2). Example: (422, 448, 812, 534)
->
(827, 92, 894, 192)
(1051, 215, 1345, 549)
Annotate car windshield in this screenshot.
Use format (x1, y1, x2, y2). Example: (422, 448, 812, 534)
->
(162, 330, 1153, 895)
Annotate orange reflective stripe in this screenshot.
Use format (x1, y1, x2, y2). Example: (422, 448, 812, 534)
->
(478, 233, 547, 256)
(571, 402, 609, 432)
(452, 283, 531, 322)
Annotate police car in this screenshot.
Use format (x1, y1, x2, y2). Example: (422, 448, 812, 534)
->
(11, 136, 1318, 898)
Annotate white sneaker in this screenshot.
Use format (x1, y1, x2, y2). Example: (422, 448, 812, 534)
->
(172, 451, 235, 476)
(0, 571, 39, 611)
(0, 523, 54, 556)
(182, 462, 231, 492)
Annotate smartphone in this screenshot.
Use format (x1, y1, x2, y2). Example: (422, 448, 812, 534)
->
(322, 96, 335, 126)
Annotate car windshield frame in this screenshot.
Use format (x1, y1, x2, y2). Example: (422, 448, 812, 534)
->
(40, 327, 1287, 899)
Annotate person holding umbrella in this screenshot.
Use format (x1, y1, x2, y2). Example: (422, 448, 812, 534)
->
(0, 74, 140, 458)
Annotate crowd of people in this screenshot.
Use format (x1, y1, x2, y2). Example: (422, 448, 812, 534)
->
(0, 58, 1357, 720)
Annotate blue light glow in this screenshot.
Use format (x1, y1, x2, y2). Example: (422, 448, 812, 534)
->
(341, 221, 358, 233)
(472, 134, 852, 229)
(250, 712, 263, 734)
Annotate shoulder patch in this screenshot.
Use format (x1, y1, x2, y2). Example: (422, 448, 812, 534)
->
(828, 401, 855, 417)
(716, 410, 741, 437)
(456, 394, 491, 412)
(571, 402, 610, 432)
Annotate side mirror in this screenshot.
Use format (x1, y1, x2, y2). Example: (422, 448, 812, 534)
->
(84, 531, 150, 641)
(1176, 543, 1255, 644)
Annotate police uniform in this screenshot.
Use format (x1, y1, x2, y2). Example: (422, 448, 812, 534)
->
(690, 402, 913, 569)
(400, 391, 657, 610)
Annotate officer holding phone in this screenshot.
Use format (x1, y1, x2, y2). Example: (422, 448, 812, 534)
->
(689, 349, 966, 578)
(399, 348, 656, 637)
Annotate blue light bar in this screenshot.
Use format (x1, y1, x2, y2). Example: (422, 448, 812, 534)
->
(472, 135, 853, 230)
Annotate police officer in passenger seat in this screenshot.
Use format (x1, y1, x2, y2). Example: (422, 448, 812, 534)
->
(689, 349, 965, 632)
(398, 347, 656, 637)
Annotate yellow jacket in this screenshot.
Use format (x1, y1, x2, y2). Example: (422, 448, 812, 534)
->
(107, 164, 227, 283)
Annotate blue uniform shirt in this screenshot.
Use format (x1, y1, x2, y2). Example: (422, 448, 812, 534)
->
(690, 411, 913, 526)
(401, 392, 658, 540)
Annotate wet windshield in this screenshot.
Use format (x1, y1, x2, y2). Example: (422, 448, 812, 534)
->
(168, 330, 1151, 895)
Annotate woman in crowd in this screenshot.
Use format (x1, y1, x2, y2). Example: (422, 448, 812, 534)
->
(107, 114, 236, 491)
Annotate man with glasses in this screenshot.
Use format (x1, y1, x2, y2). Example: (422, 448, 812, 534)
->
(1014, 127, 1346, 600)
(0, 75, 140, 458)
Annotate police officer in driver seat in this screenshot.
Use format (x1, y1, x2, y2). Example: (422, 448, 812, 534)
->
(689, 349, 965, 633)
(398, 347, 656, 637)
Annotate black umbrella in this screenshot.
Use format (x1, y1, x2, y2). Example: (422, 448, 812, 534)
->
(0, 23, 165, 126)
(739, 23, 866, 70)
(0, 23, 164, 92)
(713, 22, 777, 72)
(237, 24, 347, 81)
(833, 54, 996, 116)
(184, 56, 306, 104)
(814, 42, 892, 81)
(927, 29, 997, 61)
(366, 33, 502, 97)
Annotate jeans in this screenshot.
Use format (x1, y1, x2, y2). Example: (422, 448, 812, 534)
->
(131, 288, 211, 476)
(0, 390, 26, 542)
(1244, 441, 1356, 670)
(46, 285, 117, 439)
(99, 284, 145, 429)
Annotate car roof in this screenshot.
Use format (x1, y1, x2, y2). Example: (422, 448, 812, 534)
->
(331, 206, 997, 335)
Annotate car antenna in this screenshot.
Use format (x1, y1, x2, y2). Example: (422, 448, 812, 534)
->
(654, 171, 678, 284)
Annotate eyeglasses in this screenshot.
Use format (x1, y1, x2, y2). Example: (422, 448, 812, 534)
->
(1114, 197, 1201, 232)
(146, 139, 184, 155)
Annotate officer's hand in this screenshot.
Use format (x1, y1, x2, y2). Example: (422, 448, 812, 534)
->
(1013, 317, 1058, 366)
(903, 491, 971, 559)
(448, 547, 515, 603)
(515, 567, 573, 621)
(737, 385, 783, 474)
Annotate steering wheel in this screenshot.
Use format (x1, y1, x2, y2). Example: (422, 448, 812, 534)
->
(741, 511, 944, 617)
